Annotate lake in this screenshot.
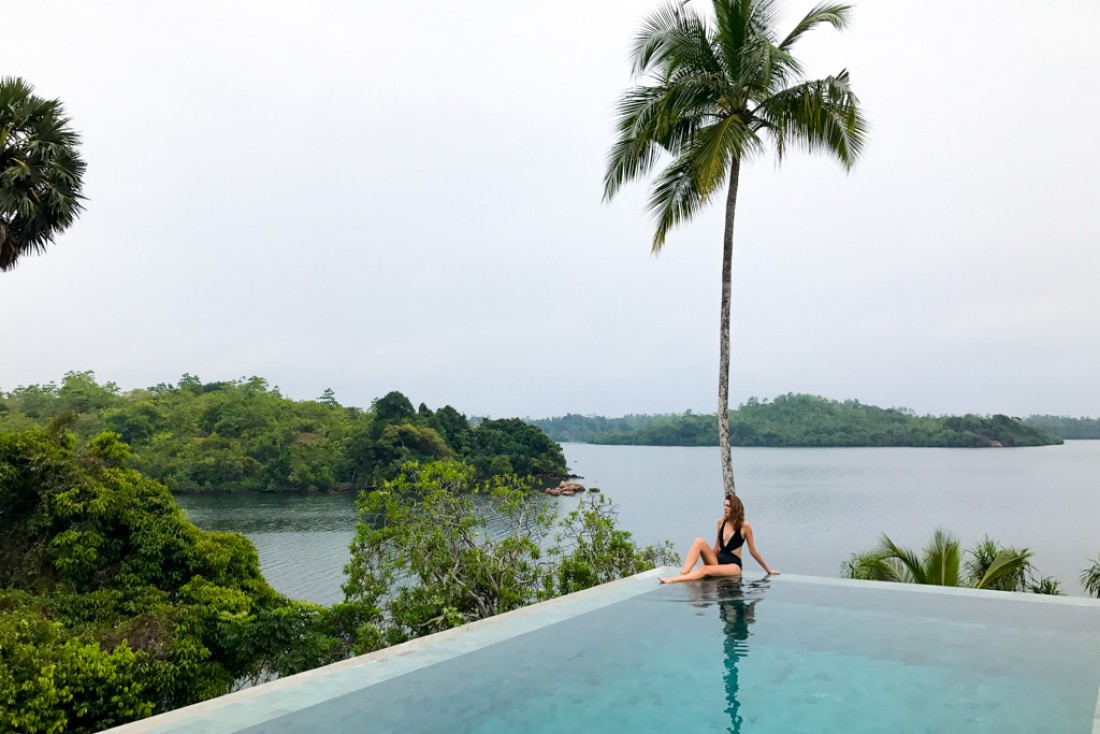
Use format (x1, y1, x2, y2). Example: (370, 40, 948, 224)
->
(175, 441, 1100, 604)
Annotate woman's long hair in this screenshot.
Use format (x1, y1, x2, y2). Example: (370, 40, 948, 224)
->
(725, 495, 745, 536)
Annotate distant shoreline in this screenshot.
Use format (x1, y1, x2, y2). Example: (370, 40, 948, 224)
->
(529, 394, 1074, 448)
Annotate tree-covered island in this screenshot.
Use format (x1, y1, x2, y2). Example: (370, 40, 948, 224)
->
(530, 394, 1065, 448)
(0, 371, 567, 492)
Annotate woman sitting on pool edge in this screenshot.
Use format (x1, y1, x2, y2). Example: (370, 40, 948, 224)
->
(659, 495, 779, 583)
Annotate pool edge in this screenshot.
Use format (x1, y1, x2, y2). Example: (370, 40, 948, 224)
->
(101, 567, 1100, 733)
(1094, 684, 1100, 734)
(101, 565, 675, 733)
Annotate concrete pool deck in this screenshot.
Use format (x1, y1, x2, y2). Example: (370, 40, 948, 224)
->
(103, 569, 1100, 734)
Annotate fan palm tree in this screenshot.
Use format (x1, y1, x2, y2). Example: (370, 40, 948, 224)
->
(843, 529, 1035, 590)
(0, 77, 86, 271)
(604, 0, 867, 497)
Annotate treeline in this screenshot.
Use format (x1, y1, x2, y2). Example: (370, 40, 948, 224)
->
(530, 394, 1063, 448)
(1024, 415, 1100, 440)
(0, 372, 566, 491)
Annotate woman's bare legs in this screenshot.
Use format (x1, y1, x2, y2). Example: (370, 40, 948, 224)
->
(660, 563, 741, 584)
(655, 537, 734, 581)
(678, 537, 718, 575)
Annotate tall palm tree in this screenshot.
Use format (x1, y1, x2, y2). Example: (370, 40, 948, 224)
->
(604, 1, 867, 497)
(843, 529, 1035, 591)
(0, 77, 86, 271)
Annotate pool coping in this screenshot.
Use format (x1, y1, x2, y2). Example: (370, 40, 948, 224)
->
(103, 568, 1100, 733)
(1095, 685, 1100, 734)
(102, 566, 670, 733)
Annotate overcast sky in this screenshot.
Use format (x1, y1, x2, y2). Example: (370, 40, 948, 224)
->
(2, 0, 1098, 419)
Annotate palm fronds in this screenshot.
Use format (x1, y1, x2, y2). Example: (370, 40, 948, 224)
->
(1081, 555, 1100, 598)
(0, 77, 87, 271)
(845, 530, 1045, 594)
(605, 0, 867, 241)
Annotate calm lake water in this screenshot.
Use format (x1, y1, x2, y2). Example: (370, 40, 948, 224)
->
(175, 441, 1100, 604)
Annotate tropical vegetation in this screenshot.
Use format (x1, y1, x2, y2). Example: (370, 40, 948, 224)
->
(0, 371, 567, 491)
(1082, 556, 1100, 598)
(841, 529, 1061, 594)
(0, 425, 671, 731)
(530, 394, 1063, 447)
(1024, 415, 1100, 440)
(604, 0, 867, 496)
(0, 77, 86, 271)
(0, 427, 357, 733)
(344, 460, 677, 652)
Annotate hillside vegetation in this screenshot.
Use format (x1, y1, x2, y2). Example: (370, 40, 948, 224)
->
(1024, 415, 1100, 440)
(0, 372, 566, 491)
(530, 394, 1063, 448)
(0, 428, 359, 731)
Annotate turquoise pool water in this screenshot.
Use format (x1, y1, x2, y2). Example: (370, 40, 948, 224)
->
(239, 576, 1100, 734)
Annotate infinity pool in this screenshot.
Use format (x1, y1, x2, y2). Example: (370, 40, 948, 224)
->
(110, 571, 1100, 734)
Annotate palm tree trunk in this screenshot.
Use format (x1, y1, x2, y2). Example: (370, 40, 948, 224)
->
(718, 158, 741, 498)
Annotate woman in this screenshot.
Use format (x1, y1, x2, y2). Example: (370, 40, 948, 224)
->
(659, 496, 779, 583)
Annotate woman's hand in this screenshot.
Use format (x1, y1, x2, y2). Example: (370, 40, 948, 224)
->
(766, 568, 781, 575)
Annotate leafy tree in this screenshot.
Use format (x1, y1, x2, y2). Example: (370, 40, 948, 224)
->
(0, 428, 352, 726)
(0, 77, 87, 271)
(554, 493, 678, 594)
(371, 391, 415, 424)
(464, 418, 567, 478)
(841, 529, 1052, 593)
(604, 0, 867, 497)
(318, 388, 339, 407)
(0, 612, 151, 734)
(344, 461, 677, 653)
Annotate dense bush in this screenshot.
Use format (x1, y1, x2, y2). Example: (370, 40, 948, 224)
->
(0, 428, 354, 730)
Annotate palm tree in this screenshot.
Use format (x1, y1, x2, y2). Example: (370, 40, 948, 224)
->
(1082, 555, 1100, 598)
(604, 0, 867, 497)
(0, 77, 87, 271)
(842, 529, 1035, 591)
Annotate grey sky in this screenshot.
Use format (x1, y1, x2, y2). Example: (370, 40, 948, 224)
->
(3, 0, 1098, 419)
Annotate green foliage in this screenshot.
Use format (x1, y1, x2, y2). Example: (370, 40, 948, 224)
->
(1, 77, 87, 272)
(604, 0, 866, 249)
(1027, 576, 1064, 596)
(344, 461, 677, 653)
(1025, 415, 1100, 440)
(554, 494, 679, 595)
(0, 428, 353, 728)
(0, 374, 567, 492)
(0, 611, 151, 734)
(1082, 556, 1100, 598)
(965, 536, 1032, 592)
(463, 418, 567, 478)
(530, 394, 1063, 448)
(842, 530, 1049, 593)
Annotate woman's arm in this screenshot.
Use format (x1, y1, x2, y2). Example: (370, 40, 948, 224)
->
(742, 522, 779, 575)
(712, 519, 723, 555)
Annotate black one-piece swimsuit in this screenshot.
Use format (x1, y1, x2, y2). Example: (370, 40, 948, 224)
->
(716, 521, 745, 567)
